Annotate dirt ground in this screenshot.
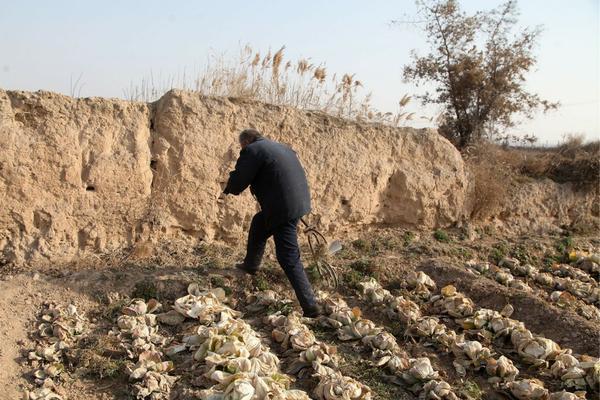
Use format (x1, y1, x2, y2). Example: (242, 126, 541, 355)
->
(1, 226, 598, 399)
(0, 274, 112, 400)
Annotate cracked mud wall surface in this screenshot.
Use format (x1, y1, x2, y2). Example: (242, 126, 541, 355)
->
(150, 90, 469, 242)
(0, 90, 153, 265)
(0, 89, 594, 267)
(492, 180, 599, 234)
(0, 89, 468, 266)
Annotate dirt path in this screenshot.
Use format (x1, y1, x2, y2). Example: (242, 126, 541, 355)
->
(0, 273, 112, 399)
(0, 275, 39, 399)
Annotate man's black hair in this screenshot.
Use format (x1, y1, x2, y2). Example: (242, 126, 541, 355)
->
(239, 129, 262, 144)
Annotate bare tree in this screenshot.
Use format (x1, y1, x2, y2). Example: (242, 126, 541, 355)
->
(401, 0, 558, 149)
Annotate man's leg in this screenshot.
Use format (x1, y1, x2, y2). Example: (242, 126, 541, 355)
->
(273, 219, 319, 314)
(242, 211, 271, 271)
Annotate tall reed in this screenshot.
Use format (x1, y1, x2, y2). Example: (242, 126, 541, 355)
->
(125, 45, 418, 126)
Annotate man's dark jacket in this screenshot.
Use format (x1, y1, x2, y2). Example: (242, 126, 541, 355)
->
(224, 137, 311, 229)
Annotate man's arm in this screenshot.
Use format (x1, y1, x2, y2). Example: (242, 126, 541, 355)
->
(223, 146, 262, 195)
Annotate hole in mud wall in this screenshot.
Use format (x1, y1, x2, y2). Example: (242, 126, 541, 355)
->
(150, 159, 157, 171)
(86, 185, 95, 192)
(341, 198, 349, 206)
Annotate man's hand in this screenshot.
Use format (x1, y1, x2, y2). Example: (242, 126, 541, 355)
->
(217, 180, 229, 204)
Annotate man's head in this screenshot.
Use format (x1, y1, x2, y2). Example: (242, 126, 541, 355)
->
(239, 129, 262, 149)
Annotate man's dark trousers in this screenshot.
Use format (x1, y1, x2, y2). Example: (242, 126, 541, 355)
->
(243, 211, 317, 313)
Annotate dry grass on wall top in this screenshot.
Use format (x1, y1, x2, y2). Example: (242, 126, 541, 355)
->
(518, 136, 600, 187)
(124, 45, 427, 126)
(465, 135, 599, 221)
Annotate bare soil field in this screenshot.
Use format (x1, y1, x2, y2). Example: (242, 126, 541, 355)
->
(2, 227, 598, 399)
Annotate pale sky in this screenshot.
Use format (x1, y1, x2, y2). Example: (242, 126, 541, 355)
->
(1, 0, 598, 144)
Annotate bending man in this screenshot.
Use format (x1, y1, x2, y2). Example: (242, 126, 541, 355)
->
(223, 129, 321, 318)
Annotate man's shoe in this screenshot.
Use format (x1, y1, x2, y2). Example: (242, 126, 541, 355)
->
(235, 263, 257, 276)
(302, 304, 323, 318)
